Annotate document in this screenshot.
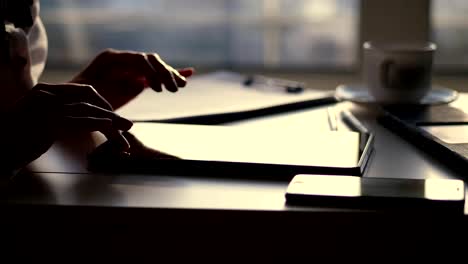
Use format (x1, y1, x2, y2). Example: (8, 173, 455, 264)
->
(87, 123, 373, 178)
(116, 71, 334, 122)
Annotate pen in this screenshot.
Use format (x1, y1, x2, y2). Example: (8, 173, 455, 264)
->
(340, 110, 370, 134)
(243, 75, 305, 94)
(327, 107, 338, 131)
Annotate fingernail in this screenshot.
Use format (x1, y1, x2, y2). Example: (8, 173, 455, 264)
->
(117, 117, 133, 131)
(122, 139, 131, 151)
(151, 86, 163, 93)
(123, 119, 133, 131)
(115, 131, 131, 151)
(180, 67, 195, 73)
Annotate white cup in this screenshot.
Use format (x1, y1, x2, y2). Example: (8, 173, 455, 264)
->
(363, 41, 436, 104)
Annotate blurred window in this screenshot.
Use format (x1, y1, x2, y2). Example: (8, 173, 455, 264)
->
(432, 0, 468, 69)
(41, 0, 358, 70)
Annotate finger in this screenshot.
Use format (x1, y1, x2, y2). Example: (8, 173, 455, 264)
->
(15, 89, 63, 119)
(145, 54, 179, 92)
(167, 65, 188, 88)
(121, 132, 180, 159)
(173, 68, 194, 88)
(34, 83, 114, 111)
(122, 73, 162, 92)
(178, 68, 195, 78)
(62, 117, 130, 151)
(168, 66, 191, 87)
(145, 78, 162, 92)
(62, 103, 133, 131)
(102, 129, 131, 151)
(22, 89, 58, 108)
(62, 116, 113, 132)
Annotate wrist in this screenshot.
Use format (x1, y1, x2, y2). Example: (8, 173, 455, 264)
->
(0, 168, 20, 179)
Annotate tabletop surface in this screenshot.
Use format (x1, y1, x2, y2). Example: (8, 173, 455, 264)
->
(2, 92, 468, 216)
(4, 89, 468, 261)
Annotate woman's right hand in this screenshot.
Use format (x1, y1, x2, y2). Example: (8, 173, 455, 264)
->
(1, 83, 133, 171)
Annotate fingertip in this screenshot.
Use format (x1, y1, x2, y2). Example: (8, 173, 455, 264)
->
(168, 87, 179, 93)
(110, 130, 131, 152)
(93, 118, 113, 132)
(151, 84, 163, 93)
(166, 80, 179, 93)
(122, 136, 131, 151)
(178, 67, 195, 77)
(121, 118, 134, 131)
(173, 74, 187, 88)
(102, 118, 114, 128)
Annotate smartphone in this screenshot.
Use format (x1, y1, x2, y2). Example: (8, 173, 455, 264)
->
(285, 174, 465, 213)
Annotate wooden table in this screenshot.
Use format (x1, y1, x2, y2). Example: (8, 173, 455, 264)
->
(2, 94, 467, 262)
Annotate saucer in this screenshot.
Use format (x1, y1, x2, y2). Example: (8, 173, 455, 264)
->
(335, 84, 459, 106)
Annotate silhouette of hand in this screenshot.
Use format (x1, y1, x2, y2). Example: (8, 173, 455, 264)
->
(1, 83, 133, 171)
(71, 49, 194, 110)
(88, 131, 180, 172)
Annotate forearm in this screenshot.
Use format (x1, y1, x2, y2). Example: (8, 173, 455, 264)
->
(0, 114, 22, 174)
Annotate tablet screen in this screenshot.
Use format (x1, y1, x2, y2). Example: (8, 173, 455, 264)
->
(128, 123, 372, 169)
(420, 125, 468, 144)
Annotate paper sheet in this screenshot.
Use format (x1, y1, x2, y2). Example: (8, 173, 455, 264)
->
(116, 71, 333, 121)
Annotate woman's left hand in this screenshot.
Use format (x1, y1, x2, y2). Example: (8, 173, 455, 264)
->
(71, 49, 194, 110)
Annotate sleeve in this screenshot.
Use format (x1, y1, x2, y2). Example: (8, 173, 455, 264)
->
(28, 0, 48, 84)
(0, 0, 48, 109)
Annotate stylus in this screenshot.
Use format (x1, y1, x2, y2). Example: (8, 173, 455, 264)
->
(340, 110, 370, 134)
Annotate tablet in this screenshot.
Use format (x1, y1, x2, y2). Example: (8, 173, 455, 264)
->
(88, 123, 374, 180)
(378, 105, 468, 176)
